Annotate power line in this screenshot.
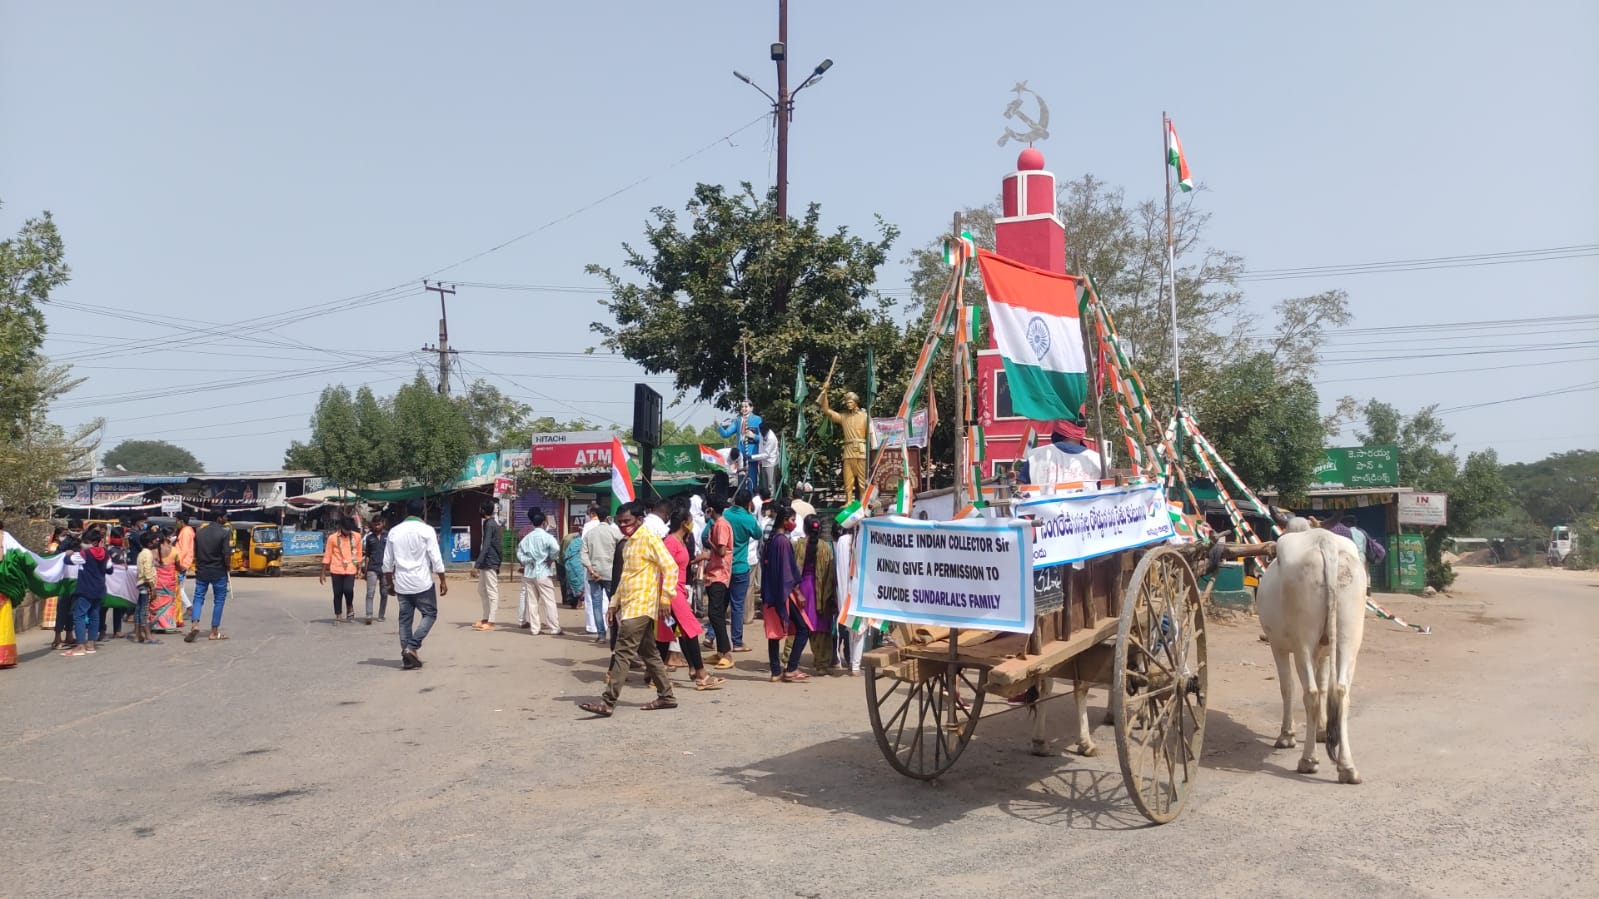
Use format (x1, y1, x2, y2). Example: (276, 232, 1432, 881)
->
(1314, 355, 1599, 385)
(1435, 380, 1599, 415)
(418, 113, 769, 279)
(1236, 244, 1599, 282)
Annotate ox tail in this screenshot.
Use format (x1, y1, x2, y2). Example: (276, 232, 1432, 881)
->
(1322, 539, 1343, 762)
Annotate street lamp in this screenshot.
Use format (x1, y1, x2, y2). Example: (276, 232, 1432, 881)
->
(731, 3, 833, 229)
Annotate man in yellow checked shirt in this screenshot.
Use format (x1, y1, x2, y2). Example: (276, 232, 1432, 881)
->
(580, 500, 678, 717)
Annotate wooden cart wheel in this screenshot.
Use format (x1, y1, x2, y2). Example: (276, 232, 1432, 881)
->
(865, 659, 987, 780)
(1112, 544, 1208, 824)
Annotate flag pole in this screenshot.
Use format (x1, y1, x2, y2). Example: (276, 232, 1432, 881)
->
(1163, 111, 1184, 485)
(951, 211, 967, 515)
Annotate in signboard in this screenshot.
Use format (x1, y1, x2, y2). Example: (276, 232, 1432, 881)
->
(1396, 492, 1448, 526)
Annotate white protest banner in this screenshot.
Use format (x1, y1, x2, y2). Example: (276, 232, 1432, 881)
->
(854, 516, 1034, 633)
(1017, 483, 1174, 569)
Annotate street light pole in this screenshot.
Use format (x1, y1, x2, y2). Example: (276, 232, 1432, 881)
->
(733, 1, 832, 228)
(774, 0, 789, 223)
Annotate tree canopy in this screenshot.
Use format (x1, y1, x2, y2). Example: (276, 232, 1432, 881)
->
(1358, 401, 1510, 588)
(589, 182, 903, 443)
(285, 374, 474, 491)
(103, 439, 204, 474)
(0, 202, 99, 545)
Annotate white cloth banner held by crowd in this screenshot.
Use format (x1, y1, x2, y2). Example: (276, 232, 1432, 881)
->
(853, 516, 1034, 634)
(1017, 484, 1175, 569)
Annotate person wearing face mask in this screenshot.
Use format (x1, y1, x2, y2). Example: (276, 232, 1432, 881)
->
(580, 501, 679, 717)
(761, 506, 811, 682)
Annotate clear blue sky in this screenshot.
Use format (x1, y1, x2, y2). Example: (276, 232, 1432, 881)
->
(4, 0, 1595, 471)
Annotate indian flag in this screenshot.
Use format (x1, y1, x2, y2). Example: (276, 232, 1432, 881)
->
(976, 249, 1089, 421)
(698, 443, 729, 471)
(1167, 119, 1193, 192)
(610, 436, 636, 506)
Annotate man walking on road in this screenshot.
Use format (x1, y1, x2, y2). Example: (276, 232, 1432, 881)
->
(383, 500, 448, 670)
(723, 489, 763, 653)
(361, 516, 390, 623)
(472, 500, 504, 631)
(580, 501, 678, 717)
(579, 504, 620, 644)
(516, 509, 562, 635)
(185, 511, 233, 643)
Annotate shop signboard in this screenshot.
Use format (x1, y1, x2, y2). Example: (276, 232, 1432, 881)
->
(1390, 533, 1426, 593)
(529, 431, 622, 473)
(284, 530, 327, 556)
(456, 452, 500, 484)
(1312, 446, 1399, 489)
(57, 481, 88, 504)
(161, 495, 183, 514)
(1396, 492, 1448, 526)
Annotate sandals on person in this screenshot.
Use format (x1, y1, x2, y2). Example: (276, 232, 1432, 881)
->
(713, 655, 735, 670)
(208, 633, 229, 640)
(183, 629, 200, 643)
(694, 677, 726, 691)
(579, 701, 614, 717)
(641, 698, 678, 711)
(731, 644, 753, 653)
(781, 671, 810, 683)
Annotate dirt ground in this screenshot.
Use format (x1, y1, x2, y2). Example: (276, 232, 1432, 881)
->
(2, 566, 1594, 897)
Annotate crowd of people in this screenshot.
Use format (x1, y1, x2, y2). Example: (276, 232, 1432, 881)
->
(44, 509, 235, 656)
(31, 485, 876, 695)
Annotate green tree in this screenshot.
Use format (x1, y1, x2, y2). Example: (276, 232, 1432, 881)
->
(103, 439, 204, 474)
(589, 183, 903, 448)
(1191, 353, 1324, 504)
(352, 385, 395, 483)
(1357, 402, 1511, 588)
(284, 386, 369, 489)
(1500, 449, 1599, 529)
(456, 378, 530, 451)
(0, 203, 71, 441)
(0, 205, 100, 548)
(390, 373, 474, 488)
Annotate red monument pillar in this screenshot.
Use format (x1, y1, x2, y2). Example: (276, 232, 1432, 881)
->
(978, 147, 1068, 474)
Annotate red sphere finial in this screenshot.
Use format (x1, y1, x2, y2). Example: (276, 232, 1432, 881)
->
(1016, 147, 1046, 171)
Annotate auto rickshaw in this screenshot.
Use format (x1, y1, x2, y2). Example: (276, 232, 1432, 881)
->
(229, 521, 283, 575)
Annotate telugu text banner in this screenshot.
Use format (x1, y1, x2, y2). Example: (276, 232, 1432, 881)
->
(1017, 484, 1174, 569)
(854, 517, 1034, 633)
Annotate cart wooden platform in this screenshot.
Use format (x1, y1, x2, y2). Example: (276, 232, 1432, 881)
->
(861, 539, 1270, 824)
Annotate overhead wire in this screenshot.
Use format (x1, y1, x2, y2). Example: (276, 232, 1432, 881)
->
(1435, 380, 1599, 415)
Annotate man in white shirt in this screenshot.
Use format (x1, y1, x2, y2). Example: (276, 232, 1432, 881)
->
(516, 509, 563, 635)
(1021, 419, 1103, 492)
(579, 504, 622, 640)
(643, 496, 671, 539)
(382, 500, 448, 671)
(753, 428, 780, 494)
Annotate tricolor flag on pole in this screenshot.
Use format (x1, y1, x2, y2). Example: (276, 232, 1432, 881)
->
(1167, 119, 1193, 192)
(976, 249, 1089, 421)
(698, 444, 730, 471)
(610, 436, 637, 509)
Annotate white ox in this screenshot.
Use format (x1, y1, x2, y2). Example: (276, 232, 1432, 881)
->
(1256, 520, 1367, 784)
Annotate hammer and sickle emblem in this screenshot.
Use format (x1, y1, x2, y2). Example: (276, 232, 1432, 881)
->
(997, 81, 1050, 147)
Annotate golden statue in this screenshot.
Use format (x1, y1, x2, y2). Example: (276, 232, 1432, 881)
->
(820, 359, 870, 502)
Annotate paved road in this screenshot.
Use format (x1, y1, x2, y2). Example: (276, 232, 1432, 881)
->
(3, 566, 1594, 897)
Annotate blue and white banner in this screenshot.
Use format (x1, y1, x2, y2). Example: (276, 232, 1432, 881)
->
(284, 530, 326, 557)
(854, 516, 1034, 634)
(1017, 484, 1174, 569)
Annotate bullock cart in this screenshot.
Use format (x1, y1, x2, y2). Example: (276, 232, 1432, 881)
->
(859, 515, 1272, 825)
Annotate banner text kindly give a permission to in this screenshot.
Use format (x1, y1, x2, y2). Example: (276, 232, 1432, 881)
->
(854, 517, 1034, 633)
(1018, 484, 1174, 568)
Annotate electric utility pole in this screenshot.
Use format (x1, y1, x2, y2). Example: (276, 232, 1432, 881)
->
(423, 280, 457, 396)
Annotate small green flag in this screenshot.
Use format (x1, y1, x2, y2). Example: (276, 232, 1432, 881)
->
(794, 358, 808, 445)
(864, 348, 877, 415)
